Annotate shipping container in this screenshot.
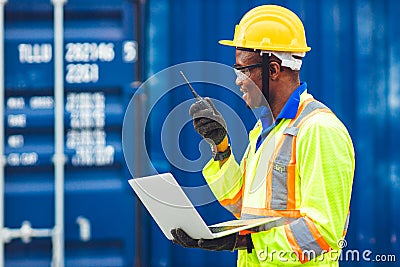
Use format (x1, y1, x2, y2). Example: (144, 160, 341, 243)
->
(1, 0, 399, 266)
(146, 0, 399, 266)
(2, 0, 140, 266)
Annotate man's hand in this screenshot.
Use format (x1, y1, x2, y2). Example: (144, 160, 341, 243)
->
(170, 228, 200, 249)
(198, 234, 238, 251)
(189, 97, 227, 146)
(171, 228, 249, 251)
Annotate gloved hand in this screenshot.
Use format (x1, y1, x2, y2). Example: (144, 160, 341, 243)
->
(189, 97, 227, 146)
(198, 234, 238, 251)
(171, 228, 247, 251)
(170, 228, 200, 249)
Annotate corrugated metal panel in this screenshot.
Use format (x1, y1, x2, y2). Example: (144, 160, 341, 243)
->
(3, 0, 138, 266)
(146, 0, 399, 266)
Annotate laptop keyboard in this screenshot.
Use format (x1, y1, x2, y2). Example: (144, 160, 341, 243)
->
(208, 225, 245, 233)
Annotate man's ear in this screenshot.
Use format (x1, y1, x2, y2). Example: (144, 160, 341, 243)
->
(269, 62, 280, 80)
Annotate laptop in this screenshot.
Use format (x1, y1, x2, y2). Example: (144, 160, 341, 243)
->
(128, 173, 281, 240)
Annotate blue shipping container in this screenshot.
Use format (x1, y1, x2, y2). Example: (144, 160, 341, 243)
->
(2, 0, 400, 266)
(3, 0, 139, 266)
(145, 0, 399, 266)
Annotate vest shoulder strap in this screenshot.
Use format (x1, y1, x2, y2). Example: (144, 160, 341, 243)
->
(286, 99, 331, 136)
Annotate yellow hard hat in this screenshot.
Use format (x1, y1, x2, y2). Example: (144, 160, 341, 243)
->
(219, 5, 311, 53)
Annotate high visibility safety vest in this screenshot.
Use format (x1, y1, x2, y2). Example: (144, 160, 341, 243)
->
(203, 92, 355, 267)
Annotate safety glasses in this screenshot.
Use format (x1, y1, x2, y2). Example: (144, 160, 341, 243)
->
(233, 63, 262, 81)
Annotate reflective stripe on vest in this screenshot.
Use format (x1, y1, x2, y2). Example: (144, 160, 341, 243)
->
(270, 100, 330, 210)
(220, 188, 243, 218)
(284, 217, 333, 263)
(343, 212, 350, 236)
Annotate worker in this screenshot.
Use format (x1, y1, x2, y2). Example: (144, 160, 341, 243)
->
(171, 5, 355, 267)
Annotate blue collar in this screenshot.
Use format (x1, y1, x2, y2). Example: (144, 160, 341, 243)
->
(256, 82, 307, 149)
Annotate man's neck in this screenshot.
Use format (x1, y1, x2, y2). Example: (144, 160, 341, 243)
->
(270, 81, 300, 119)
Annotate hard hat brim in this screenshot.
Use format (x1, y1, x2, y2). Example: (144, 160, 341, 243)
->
(219, 40, 235, 46)
(219, 39, 311, 52)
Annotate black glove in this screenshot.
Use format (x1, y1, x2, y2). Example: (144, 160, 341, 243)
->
(198, 234, 238, 251)
(171, 228, 243, 251)
(170, 228, 200, 249)
(189, 97, 227, 146)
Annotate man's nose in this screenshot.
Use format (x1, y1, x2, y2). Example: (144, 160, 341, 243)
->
(235, 77, 242, 86)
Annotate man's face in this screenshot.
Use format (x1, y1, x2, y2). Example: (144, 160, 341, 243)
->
(234, 49, 265, 109)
